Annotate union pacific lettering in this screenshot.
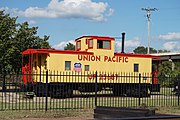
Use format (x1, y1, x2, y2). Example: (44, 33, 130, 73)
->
(78, 55, 128, 63)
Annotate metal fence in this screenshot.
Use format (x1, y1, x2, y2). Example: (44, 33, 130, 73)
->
(0, 70, 180, 111)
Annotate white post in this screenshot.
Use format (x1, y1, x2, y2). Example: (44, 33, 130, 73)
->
(142, 7, 158, 54)
(147, 10, 150, 54)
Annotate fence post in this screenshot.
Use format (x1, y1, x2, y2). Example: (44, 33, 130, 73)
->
(178, 80, 180, 106)
(138, 73, 141, 106)
(2, 68, 6, 110)
(95, 71, 98, 108)
(2, 69, 6, 91)
(45, 70, 48, 111)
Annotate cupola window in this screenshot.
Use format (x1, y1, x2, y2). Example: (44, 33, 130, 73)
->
(97, 40, 110, 49)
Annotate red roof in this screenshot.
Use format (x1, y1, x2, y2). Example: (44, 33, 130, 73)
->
(75, 36, 115, 41)
(22, 49, 93, 55)
(22, 49, 159, 59)
(114, 52, 160, 58)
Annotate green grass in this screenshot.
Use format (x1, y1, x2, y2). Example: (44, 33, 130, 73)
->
(159, 87, 174, 95)
(0, 87, 179, 111)
(0, 97, 95, 110)
(0, 95, 180, 111)
(0, 94, 180, 119)
(0, 87, 180, 119)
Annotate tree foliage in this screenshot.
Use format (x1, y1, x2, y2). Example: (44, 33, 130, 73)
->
(133, 46, 171, 54)
(0, 10, 51, 70)
(162, 61, 179, 74)
(64, 43, 75, 50)
(158, 49, 170, 53)
(133, 46, 157, 54)
(133, 46, 179, 86)
(158, 61, 180, 87)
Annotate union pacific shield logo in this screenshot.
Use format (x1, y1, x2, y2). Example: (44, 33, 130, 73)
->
(73, 63, 82, 72)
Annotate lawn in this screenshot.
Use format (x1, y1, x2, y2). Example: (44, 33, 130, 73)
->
(0, 93, 179, 110)
(0, 90, 180, 120)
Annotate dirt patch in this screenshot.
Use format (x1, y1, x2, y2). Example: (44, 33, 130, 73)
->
(0, 110, 93, 120)
(14, 116, 93, 120)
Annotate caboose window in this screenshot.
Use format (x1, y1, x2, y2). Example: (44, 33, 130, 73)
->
(77, 41, 81, 50)
(97, 40, 110, 49)
(85, 65, 89, 71)
(88, 39, 93, 48)
(134, 64, 139, 72)
(65, 61, 71, 70)
(44, 60, 47, 69)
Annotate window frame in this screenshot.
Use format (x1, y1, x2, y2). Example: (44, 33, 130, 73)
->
(85, 65, 90, 71)
(84, 65, 90, 71)
(76, 40, 81, 50)
(88, 39, 93, 49)
(134, 63, 139, 72)
(44, 60, 47, 69)
(97, 40, 111, 50)
(65, 61, 71, 70)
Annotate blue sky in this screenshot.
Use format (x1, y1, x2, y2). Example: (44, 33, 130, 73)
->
(0, 0, 180, 53)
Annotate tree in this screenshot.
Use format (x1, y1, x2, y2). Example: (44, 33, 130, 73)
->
(64, 43, 75, 50)
(158, 61, 180, 87)
(158, 49, 170, 53)
(133, 46, 146, 54)
(12, 22, 51, 70)
(133, 46, 171, 54)
(0, 11, 17, 70)
(0, 10, 51, 71)
(133, 46, 157, 54)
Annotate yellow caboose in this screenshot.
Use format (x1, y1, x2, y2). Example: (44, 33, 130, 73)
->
(22, 33, 159, 97)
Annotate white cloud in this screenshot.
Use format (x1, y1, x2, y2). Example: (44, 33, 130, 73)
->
(115, 37, 141, 53)
(1, 0, 113, 22)
(0, 7, 24, 17)
(0, 7, 37, 24)
(158, 32, 180, 41)
(158, 32, 180, 51)
(163, 41, 180, 51)
(28, 20, 37, 25)
(106, 8, 114, 16)
(53, 40, 75, 50)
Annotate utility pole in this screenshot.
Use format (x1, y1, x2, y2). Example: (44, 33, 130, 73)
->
(142, 7, 158, 54)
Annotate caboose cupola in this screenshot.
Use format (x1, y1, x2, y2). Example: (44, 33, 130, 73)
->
(75, 36, 115, 56)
